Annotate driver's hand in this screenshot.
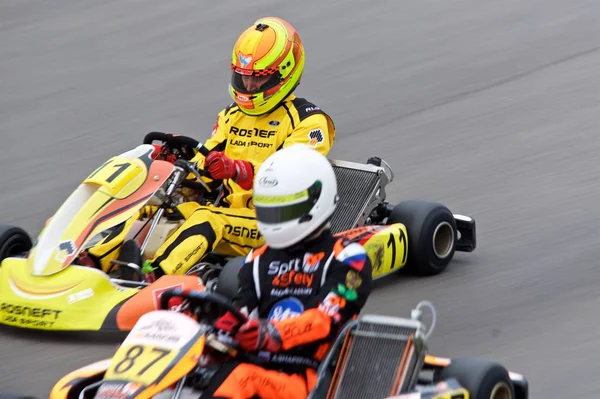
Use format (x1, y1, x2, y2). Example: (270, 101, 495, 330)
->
(205, 152, 237, 180)
(214, 311, 241, 333)
(235, 319, 282, 353)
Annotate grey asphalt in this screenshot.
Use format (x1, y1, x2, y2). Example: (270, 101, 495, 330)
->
(1, 0, 600, 397)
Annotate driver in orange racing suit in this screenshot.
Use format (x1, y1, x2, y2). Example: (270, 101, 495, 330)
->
(200, 145, 373, 399)
(86, 17, 335, 276)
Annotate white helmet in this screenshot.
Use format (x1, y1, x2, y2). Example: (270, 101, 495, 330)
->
(253, 144, 339, 249)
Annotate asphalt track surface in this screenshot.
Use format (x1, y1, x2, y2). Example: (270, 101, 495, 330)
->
(1, 0, 600, 397)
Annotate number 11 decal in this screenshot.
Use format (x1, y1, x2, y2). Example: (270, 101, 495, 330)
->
(386, 227, 407, 270)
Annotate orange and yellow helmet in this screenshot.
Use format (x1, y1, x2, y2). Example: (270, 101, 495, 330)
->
(229, 17, 305, 116)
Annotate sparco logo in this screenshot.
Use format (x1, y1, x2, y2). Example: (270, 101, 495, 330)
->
(259, 176, 278, 187)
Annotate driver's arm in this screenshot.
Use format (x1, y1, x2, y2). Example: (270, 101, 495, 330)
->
(270, 240, 372, 350)
(280, 113, 336, 157)
(194, 106, 255, 190)
(190, 109, 229, 167)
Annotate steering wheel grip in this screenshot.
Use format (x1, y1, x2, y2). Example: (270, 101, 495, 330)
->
(159, 287, 248, 324)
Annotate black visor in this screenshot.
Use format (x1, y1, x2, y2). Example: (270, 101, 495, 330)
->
(231, 71, 282, 95)
(254, 180, 322, 224)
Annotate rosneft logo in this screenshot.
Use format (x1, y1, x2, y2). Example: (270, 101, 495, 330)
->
(308, 129, 324, 147)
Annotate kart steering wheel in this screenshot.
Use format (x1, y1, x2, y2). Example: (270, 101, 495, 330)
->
(143, 131, 224, 192)
(143, 131, 210, 161)
(159, 288, 248, 326)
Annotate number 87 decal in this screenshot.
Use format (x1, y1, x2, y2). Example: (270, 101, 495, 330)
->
(386, 226, 407, 270)
(113, 345, 172, 376)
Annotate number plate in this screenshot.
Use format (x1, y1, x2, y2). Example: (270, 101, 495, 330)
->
(103, 310, 202, 386)
(104, 344, 177, 385)
(84, 156, 146, 198)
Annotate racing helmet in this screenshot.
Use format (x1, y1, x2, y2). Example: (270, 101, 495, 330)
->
(229, 17, 305, 116)
(253, 145, 338, 249)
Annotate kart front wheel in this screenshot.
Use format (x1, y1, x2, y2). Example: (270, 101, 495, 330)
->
(386, 200, 457, 276)
(0, 224, 32, 263)
(434, 357, 515, 399)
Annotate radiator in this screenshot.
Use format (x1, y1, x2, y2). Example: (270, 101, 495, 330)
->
(330, 315, 424, 399)
(330, 160, 384, 234)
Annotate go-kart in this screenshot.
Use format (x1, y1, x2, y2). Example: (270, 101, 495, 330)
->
(0, 133, 227, 332)
(0, 132, 477, 333)
(47, 288, 528, 399)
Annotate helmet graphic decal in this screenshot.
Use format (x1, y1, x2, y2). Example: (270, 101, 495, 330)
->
(238, 53, 252, 68)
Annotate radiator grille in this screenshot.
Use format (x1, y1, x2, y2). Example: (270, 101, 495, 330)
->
(332, 320, 420, 399)
(330, 165, 381, 234)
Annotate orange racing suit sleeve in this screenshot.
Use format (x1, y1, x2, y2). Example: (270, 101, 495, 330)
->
(270, 241, 372, 351)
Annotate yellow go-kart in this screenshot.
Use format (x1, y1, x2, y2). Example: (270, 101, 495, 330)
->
(0, 133, 224, 332)
(0, 132, 477, 333)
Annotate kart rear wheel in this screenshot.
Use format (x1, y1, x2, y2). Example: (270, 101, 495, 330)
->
(386, 200, 457, 275)
(215, 256, 245, 300)
(434, 358, 515, 399)
(0, 224, 32, 263)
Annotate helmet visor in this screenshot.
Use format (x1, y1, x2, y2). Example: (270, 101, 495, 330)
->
(231, 70, 281, 95)
(253, 181, 322, 224)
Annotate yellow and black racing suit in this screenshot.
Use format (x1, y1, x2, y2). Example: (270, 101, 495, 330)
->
(88, 94, 335, 275)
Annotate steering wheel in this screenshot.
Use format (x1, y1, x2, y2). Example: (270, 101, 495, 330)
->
(159, 287, 248, 326)
(143, 131, 210, 161)
(143, 131, 223, 192)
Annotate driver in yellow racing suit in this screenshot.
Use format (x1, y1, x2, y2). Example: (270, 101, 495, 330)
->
(86, 16, 336, 277)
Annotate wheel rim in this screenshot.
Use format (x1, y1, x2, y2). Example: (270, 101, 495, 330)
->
(490, 381, 512, 399)
(432, 221, 454, 259)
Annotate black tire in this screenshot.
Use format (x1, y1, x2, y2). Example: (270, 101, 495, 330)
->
(215, 256, 245, 299)
(386, 200, 457, 276)
(0, 224, 33, 263)
(435, 358, 515, 399)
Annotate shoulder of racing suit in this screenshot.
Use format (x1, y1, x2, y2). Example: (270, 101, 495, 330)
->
(291, 97, 328, 122)
(277, 97, 336, 131)
(219, 102, 241, 120)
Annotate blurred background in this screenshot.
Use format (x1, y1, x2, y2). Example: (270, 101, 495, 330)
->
(1, 0, 600, 397)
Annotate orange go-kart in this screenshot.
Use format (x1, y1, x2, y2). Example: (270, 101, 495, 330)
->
(43, 288, 528, 399)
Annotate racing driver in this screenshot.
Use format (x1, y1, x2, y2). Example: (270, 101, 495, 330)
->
(87, 16, 336, 277)
(200, 144, 373, 399)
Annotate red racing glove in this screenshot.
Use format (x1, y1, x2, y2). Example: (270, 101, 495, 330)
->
(214, 311, 242, 333)
(205, 151, 253, 190)
(235, 319, 282, 352)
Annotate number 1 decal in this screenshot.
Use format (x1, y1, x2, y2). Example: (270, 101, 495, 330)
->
(387, 233, 397, 269)
(106, 162, 131, 183)
(88, 161, 132, 182)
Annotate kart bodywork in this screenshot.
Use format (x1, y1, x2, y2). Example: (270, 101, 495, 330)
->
(47, 291, 527, 399)
(0, 143, 207, 331)
(0, 134, 477, 333)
